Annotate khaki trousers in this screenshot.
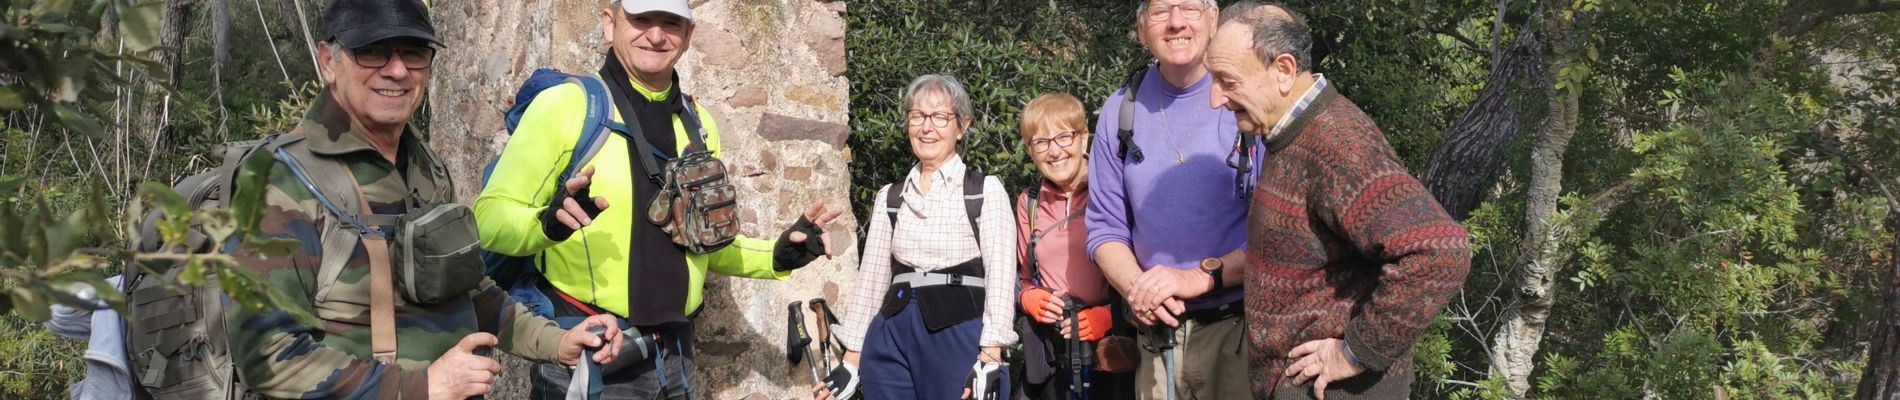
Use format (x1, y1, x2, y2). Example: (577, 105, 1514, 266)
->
(1133, 316, 1249, 400)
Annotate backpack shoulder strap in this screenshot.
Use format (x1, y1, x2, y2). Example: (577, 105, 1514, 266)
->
(270, 140, 374, 233)
(1117, 65, 1149, 163)
(680, 94, 708, 154)
(566, 75, 618, 180)
(267, 135, 399, 363)
(883, 182, 903, 234)
(1022, 189, 1039, 232)
(963, 167, 985, 241)
(344, 178, 399, 365)
(599, 73, 668, 184)
(1021, 188, 1041, 287)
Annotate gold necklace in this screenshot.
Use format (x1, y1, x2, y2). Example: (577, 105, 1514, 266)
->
(1160, 102, 1186, 164)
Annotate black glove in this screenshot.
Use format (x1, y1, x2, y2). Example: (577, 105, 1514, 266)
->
(822, 363, 859, 400)
(773, 215, 827, 271)
(541, 186, 605, 241)
(963, 360, 1005, 400)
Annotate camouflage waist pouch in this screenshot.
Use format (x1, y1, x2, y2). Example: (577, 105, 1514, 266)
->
(394, 203, 485, 304)
(646, 151, 739, 254)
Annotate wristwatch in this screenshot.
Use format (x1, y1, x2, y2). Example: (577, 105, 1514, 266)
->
(1198, 257, 1224, 291)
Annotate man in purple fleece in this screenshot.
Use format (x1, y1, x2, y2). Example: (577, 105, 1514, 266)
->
(1085, 0, 1254, 398)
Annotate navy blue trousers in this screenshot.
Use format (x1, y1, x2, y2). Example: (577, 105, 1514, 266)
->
(861, 298, 1011, 400)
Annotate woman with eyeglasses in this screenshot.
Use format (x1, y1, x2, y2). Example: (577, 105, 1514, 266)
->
(1012, 93, 1140, 400)
(814, 74, 1017, 400)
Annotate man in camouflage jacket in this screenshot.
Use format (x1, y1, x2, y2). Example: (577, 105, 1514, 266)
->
(223, 1, 625, 398)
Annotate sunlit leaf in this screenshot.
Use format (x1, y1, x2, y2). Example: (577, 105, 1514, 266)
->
(198, 208, 236, 249)
(217, 265, 320, 327)
(138, 181, 188, 219)
(179, 258, 207, 287)
(139, 182, 191, 246)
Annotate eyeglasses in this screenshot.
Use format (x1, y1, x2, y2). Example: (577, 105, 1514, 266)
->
(1029, 131, 1081, 153)
(1146, 1, 1210, 22)
(348, 45, 435, 69)
(907, 111, 958, 128)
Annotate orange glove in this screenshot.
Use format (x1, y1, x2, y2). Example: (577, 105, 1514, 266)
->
(1019, 288, 1063, 324)
(1074, 305, 1112, 342)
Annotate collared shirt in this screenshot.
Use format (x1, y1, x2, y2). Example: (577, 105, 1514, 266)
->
(1016, 180, 1113, 306)
(1264, 73, 1329, 143)
(835, 155, 1020, 350)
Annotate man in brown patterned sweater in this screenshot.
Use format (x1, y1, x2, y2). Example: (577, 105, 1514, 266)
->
(1204, 2, 1473, 398)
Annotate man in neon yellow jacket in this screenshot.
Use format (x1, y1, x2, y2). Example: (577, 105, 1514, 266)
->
(474, 1, 842, 398)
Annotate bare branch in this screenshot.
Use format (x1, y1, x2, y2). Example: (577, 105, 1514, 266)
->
(1780, 0, 1900, 37)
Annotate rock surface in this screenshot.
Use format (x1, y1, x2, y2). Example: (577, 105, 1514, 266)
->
(428, 1, 852, 398)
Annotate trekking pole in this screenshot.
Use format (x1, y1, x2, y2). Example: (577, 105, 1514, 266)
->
(809, 298, 839, 373)
(561, 325, 609, 400)
(787, 301, 823, 382)
(1065, 299, 1086, 400)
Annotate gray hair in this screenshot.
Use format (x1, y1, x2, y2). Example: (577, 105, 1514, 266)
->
(902, 74, 973, 123)
(1220, 1, 1313, 73)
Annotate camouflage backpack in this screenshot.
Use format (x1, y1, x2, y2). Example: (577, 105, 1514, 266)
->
(124, 132, 394, 399)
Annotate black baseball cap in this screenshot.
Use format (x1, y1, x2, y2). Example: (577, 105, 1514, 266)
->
(321, 0, 441, 49)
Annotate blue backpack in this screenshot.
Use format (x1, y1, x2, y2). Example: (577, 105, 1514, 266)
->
(480, 69, 710, 329)
(480, 69, 627, 328)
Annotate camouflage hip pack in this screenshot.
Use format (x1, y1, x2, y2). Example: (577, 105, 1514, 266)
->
(646, 151, 739, 254)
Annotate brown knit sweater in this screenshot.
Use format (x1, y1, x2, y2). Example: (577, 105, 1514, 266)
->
(1245, 84, 1472, 399)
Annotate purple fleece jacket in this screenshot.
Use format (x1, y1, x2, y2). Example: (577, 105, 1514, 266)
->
(1085, 67, 1255, 310)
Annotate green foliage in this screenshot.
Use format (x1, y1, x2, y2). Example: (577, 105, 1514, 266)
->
(0, 0, 164, 140)
(856, 1, 1894, 397)
(846, 0, 1145, 215)
(0, 0, 327, 392)
(0, 315, 85, 398)
(1262, 0, 1893, 398)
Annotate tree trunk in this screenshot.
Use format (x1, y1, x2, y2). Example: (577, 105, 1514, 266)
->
(1857, 223, 1900, 399)
(1487, 60, 1579, 395)
(1485, 8, 1591, 391)
(135, 0, 192, 182)
(1420, 22, 1545, 221)
(428, 0, 855, 397)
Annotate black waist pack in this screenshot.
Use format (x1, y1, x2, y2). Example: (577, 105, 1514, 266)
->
(879, 260, 987, 331)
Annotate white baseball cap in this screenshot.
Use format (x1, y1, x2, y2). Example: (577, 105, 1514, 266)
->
(622, 0, 694, 21)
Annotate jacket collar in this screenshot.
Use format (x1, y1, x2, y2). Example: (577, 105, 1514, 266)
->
(296, 89, 424, 159)
(1037, 178, 1087, 203)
